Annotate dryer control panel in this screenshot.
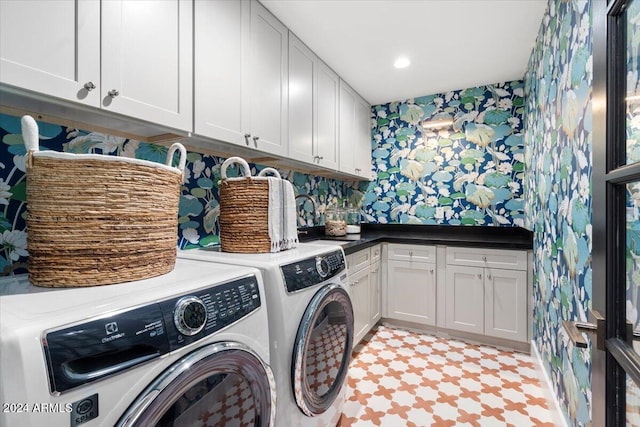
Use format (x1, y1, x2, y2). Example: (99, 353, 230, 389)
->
(281, 250, 345, 293)
(43, 275, 261, 394)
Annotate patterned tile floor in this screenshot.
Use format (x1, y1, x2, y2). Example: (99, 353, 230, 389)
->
(339, 325, 556, 427)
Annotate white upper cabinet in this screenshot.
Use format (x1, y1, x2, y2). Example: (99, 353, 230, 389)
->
(101, 0, 193, 131)
(1, 0, 192, 132)
(249, 0, 288, 156)
(339, 80, 372, 179)
(315, 61, 339, 169)
(339, 81, 356, 173)
(288, 33, 315, 164)
(195, 0, 288, 156)
(288, 32, 339, 170)
(355, 95, 373, 178)
(0, 0, 100, 106)
(194, 0, 248, 145)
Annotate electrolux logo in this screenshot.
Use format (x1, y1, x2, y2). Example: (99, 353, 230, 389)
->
(105, 322, 118, 335)
(102, 321, 124, 343)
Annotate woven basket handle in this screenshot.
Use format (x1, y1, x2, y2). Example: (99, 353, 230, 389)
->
(165, 143, 187, 172)
(220, 156, 252, 180)
(21, 115, 39, 153)
(257, 167, 281, 179)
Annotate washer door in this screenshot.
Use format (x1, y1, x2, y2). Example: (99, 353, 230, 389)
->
(118, 342, 275, 427)
(292, 284, 354, 416)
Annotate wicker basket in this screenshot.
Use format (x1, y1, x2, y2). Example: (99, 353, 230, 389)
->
(219, 157, 282, 253)
(21, 115, 186, 287)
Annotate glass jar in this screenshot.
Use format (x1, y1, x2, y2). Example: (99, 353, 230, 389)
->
(325, 207, 347, 236)
(346, 207, 361, 234)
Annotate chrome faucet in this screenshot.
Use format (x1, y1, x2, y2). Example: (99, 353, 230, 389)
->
(295, 194, 318, 227)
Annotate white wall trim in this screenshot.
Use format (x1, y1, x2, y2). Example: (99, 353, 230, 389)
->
(531, 340, 569, 427)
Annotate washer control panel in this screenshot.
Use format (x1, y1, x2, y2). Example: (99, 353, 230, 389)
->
(43, 274, 261, 394)
(282, 250, 345, 293)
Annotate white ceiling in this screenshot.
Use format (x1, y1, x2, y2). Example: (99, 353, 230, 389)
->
(261, 0, 548, 105)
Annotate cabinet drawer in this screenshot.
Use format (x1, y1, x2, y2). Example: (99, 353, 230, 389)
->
(371, 244, 381, 263)
(446, 247, 527, 271)
(387, 244, 436, 263)
(347, 248, 370, 273)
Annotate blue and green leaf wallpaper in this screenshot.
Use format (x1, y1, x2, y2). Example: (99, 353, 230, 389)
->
(363, 81, 525, 226)
(0, 112, 363, 275)
(524, 0, 592, 425)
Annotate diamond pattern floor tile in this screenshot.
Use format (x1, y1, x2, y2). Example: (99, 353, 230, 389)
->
(339, 325, 556, 427)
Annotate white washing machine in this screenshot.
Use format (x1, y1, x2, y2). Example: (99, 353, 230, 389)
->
(178, 243, 353, 427)
(0, 258, 275, 427)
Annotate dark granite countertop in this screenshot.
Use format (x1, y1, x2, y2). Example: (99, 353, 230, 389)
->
(299, 224, 533, 255)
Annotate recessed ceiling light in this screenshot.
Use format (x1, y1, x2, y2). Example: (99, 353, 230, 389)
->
(394, 57, 410, 69)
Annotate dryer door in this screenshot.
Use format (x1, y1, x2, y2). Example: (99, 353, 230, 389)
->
(118, 342, 275, 427)
(292, 284, 354, 416)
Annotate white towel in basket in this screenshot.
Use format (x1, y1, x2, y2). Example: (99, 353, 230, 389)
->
(281, 179, 299, 250)
(258, 167, 299, 252)
(265, 177, 283, 253)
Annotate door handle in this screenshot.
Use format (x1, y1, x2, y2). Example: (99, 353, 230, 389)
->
(563, 309, 605, 350)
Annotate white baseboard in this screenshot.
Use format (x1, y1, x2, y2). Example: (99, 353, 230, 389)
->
(531, 340, 569, 427)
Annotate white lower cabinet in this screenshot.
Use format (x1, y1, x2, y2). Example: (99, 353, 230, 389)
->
(347, 245, 381, 345)
(381, 243, 529, 347)
(445, 247, 529, 343)
(445, 265, 484, 334)
(349, 266, 371, 344)
(386, 258, 436, 326)
(485, 268, 527, 342)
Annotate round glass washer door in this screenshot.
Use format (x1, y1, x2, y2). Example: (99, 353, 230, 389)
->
(291, 284, 354, 416)
(118, 341, 275, 427)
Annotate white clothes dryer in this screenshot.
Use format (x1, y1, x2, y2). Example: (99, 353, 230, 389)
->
(0, 259, 275, 427)
(178, 243, 353, 427)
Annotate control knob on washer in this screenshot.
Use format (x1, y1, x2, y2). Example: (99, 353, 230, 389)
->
(316, 256, 330, 278)
(174, 296, 207, 336)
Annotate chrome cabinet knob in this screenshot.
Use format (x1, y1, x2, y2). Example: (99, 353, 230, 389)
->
(108, 89, 119, 98)
(84, 81, 96, 91)
(477, 273, 483, 280)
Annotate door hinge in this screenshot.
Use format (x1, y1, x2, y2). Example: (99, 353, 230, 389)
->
(563, 309, 605, 351)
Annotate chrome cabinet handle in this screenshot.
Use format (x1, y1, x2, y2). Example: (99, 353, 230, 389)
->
(355, 168, 361, 173)
(244, 133, 251, 145)
(313, 155, 324, 163)
(487, 274, 492, 280)
(477, 273, 483, 279)
(84, 81, 96, 91)
(252, 136, 259, 146)
(482, 256, 488, 262)
(108, 89, 119, 98)
(429, 269, 434, 274)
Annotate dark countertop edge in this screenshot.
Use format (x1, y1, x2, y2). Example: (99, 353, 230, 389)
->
(298, 224, 533, 255)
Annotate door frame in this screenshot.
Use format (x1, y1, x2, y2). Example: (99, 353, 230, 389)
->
(593, 0, 640, 424)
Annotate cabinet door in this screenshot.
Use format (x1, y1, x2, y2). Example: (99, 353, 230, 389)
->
(338, 80, 356, 173)
(288, 33, 315, 164)
(0, 0, 100, 106)
(102, 0, 193, 131)
(315, 61, 339, 169)
(370, 261, 381, 325)
(248, 0, 288, 156)
(194, 0, 249, 145)
(355, 95, 372, 179)
(445, 265, 484, 334)
(485, 268, 528, 342)
(386, 260, 436, 326)
(350, 266, 371, 345)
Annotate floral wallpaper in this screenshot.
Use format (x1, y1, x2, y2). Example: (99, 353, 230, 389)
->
(0, 112, 362, 275)
(524, 0, 592, 425)
(363, 80, 525, 226)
